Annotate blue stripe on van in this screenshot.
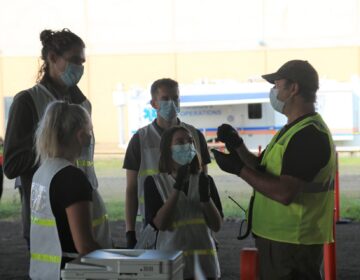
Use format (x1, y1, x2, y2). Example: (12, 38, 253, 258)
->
(180, 93, 268, 102)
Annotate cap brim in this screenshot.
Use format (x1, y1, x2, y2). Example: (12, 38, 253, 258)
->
(261, 72, 283, 84)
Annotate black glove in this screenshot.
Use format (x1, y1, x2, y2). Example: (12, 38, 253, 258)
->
(198, 172, 211, 203)
(174, 164, 190, 191)
(126, 230, 137, 249)
(217, 124, 244, 151)
(212, 149, 244, 175)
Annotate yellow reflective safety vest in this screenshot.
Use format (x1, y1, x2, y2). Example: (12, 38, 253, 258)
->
(153, 173, 220, 279)
(252, 113, 335, 244)
(30, 158, 111, 280)
(137, 122, 202, 220)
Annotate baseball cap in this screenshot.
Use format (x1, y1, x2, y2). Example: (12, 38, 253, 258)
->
(261, 60, 319, 91)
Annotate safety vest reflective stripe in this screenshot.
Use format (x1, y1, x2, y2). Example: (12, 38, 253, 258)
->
(302, 180, 334, 193)
(76, 159, 94, 167)
(31, 214, 108, 228)
(139, 169, 159, 177)
(31, 216, 56, 227)
(92, 214, 108, 227)
(172, 218, 206, 229)
(183, 249, 217, 257)
(31, 253, 61, 263)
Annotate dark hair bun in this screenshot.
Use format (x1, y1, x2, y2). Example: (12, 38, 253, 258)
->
(40, 30, 54, 45)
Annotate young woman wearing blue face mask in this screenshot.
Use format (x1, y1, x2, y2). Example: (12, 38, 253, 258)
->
(3, 29, 102, 253)
(124, 78, 212, 250)
(142, 126, 223, 280)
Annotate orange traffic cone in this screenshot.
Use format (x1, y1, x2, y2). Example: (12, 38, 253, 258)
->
(323, 209, 336, 280)
(240, 248, 259, 280)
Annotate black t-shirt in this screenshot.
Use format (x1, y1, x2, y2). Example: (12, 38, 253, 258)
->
(49, 165, 92, 267)
(123, 120, 211, 170)
(144, 174, 224, 229)
(262, 113, 331, 182)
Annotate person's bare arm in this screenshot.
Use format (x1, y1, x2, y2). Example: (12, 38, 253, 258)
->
(152, 165, 190, 231)
(202, 164, 208, 174)
(66, 201, 100, 255)
(213, 149, 303, 205)
(240, 167, 303, 205)
(125, 170, 138, 232)
(201, 200, 222, 232)
(152, 190, 181, 231)
(234, 144, 260, 170)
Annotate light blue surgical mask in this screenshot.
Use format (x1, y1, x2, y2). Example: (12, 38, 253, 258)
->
(171, 143, 197, 165)
(60, 62, 84, 87)
(158, 100, 180, 121)
(269, 88, 285, 114)
(83, 133, 92, 148)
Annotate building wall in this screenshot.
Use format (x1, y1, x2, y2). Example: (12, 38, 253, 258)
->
(0, 47, 359, 151)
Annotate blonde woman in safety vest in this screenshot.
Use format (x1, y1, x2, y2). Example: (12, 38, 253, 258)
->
(30, 101, 111, 280)
(213, 60, 335, 280)
(141, 126, 223, 280)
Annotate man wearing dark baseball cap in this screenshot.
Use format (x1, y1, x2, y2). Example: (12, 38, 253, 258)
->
(262, 60, 319, 105)
(212, 60, 335, 279)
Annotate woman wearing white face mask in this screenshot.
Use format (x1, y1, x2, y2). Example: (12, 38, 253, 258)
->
(142, 126, 223, 280)
(30, 101, 109, 280)
(3, 29, 104, 253)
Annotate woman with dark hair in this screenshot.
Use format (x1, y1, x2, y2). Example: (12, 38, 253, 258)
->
(3, 29, 109, 251)
(142, 126, 223, 280)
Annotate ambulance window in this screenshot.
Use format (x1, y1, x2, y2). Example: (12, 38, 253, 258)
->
(248, 103, 262, 119)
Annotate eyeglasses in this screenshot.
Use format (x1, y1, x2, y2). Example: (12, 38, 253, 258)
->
(228, 195, 254, 240)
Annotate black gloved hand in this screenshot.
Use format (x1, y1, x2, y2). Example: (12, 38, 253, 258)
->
(126, 230, 137, 249)
(217, 124, 244, 151)
(198, 172, 211, 203)
(212, 149, 244, 175)
(174, 164, 190, 191)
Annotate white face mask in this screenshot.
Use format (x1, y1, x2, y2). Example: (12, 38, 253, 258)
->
(60, 62, 84, 87)
(157, 100, 180, 121)
(83, 133, 92, 148)
(269, 88, 286, 114)
(171, 143, 196, 165)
